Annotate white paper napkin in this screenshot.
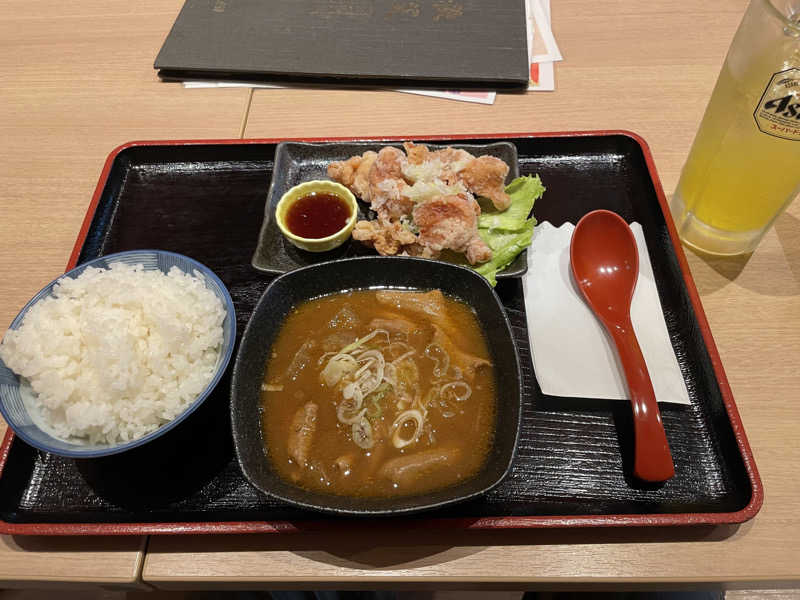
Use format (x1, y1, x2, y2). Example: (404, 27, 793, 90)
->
(522, 222, 690, 405)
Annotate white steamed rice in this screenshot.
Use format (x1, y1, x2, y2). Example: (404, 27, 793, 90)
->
(0, 262, 226, 445)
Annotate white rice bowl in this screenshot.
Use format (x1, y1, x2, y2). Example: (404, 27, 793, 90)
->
(0, 262, 226, 446)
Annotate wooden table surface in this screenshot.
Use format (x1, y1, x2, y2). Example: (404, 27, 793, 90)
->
(2, 0, 799, 590)
(0, 0, 245, 589)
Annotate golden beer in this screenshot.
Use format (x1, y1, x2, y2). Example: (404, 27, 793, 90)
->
(671, 0, 800, 255)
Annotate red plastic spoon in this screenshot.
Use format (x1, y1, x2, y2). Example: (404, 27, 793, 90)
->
(570, 210, 675, 483)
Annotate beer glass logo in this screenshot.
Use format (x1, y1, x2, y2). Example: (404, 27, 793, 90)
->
(754, 67, 800, 141)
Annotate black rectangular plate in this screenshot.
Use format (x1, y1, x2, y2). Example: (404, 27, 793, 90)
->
(0, 135, 757, 532)
(251, 141, 524, 276)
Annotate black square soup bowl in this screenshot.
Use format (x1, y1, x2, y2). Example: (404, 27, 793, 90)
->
(230, 256, 523, 516)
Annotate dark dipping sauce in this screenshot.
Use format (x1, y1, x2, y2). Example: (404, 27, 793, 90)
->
(286, 192, 352, 239)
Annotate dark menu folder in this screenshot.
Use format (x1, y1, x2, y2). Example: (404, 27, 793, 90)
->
(154, 0, 530, 89)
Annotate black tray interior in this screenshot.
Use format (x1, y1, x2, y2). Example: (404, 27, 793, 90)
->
(0, 136, 752, 525)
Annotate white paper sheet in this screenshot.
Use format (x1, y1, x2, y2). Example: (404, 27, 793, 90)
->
(394, 90, 496, 105)
(181, 82, 497, 105)
(522, 222, 691, 405)
(182, 81, 281, 89)
(527, 0, 557, 91)
(530, 61, 555, 91)
(528, 0, 562, 63)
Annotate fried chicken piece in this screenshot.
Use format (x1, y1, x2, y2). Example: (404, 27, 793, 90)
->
(329, 144, 510, 265)
(403, 141, 431, 165)
(432, 147, 475, 185)
(400, 242, 440, 259)
(432, 146, 475, 166)
(458, 155, 511, 210)
(403, 142, 475, 171)
(352, 219, 417, 256)
(465, 236, 493, 264)
(330, 147, 413, 220)
(327, 151, 377, 201)
(403, 143, 475, 187)
(368, 146, 413, 220)
(411, 194, 492, 265)
(369, 146, 405, 186)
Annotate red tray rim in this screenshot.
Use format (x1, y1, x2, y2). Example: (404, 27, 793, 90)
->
(0, 130, 763, 535)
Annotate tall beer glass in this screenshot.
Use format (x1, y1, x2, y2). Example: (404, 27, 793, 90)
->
(671, 0, 800, 255)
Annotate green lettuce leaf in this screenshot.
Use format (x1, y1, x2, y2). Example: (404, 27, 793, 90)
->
(478, 175, 544, 231)
(474, 220, 535, 286)
(471, 175, 545, 286)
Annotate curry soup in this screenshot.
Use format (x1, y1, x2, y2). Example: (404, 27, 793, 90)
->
(260, 289, 496, 498)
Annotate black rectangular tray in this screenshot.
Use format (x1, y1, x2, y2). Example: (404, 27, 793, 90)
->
(0, 133, 762, 535)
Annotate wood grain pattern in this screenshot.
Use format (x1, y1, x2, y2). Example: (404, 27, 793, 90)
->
(0, 0, 246, 586)
(0, 536, 146, 589)
(0, 0, 248, 334)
